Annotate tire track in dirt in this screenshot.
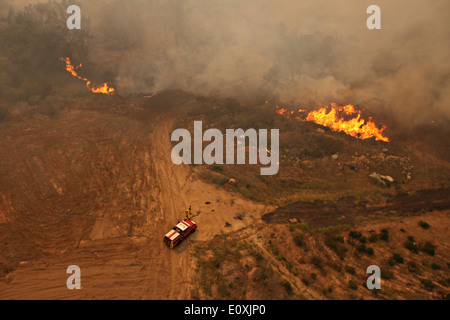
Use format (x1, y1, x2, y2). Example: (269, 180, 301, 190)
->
(139, 115, 190, 299)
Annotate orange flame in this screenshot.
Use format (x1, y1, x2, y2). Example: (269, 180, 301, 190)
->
(59, 57, 115, 95)
(274, 102, 389, 142)
(276, 106, 287, 115)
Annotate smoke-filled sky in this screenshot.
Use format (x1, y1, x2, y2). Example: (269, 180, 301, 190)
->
(3, 0, 450, 125)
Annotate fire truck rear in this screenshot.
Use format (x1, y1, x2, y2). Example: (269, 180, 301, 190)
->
(164, 219, 197, 248)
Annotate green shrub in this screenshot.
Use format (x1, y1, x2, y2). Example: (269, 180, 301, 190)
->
(393, 253, 404, 264)
(348, 280, 358, 290)
(380, 229, 389, 241)
(422, 242, 436, 256)
(255, 252, 264, 262)
(404, 241, 419, 254)
(366, 247, 375, 255)
(293, 233, 305, 248)
(345, 265, 356, 275)
(421, 279, 435, 290)
(419, 221, 430, 229)
(283, 281, 293, 294)
(349, 231, 362, 239)
(431, 263, 441, 270)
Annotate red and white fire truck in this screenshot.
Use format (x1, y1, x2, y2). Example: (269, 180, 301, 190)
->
(164, 207, 197, 248)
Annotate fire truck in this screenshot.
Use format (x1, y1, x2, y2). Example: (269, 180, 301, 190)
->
(164, 206, 197, 248)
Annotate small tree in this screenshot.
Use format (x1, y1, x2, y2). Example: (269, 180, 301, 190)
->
(393, 253, 404, 264)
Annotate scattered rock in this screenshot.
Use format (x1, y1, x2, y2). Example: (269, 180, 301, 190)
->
(205, 201, 211, 205)
(370, 172, 394, 185)
(228, 178, 236, 185)
(288, 218, 298, 223)
(225, 222, 231, 227)
(317, 128, 325, 134)
(331, 153, 339, 160)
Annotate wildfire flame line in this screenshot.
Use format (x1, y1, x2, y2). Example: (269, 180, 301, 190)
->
(59, 57, 115, 95)
(275, 102, 389, 142)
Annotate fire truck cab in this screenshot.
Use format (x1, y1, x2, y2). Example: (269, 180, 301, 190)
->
(164, 219, 197, 248)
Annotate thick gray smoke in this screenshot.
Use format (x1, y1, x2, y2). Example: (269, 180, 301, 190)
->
(5, 0, 450, 125)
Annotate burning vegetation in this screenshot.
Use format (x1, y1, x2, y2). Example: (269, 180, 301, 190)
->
(276, 103, 389, 142)
(59, 57, 115, 95)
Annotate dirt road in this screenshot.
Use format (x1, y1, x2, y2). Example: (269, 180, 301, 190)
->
(262, 187, 450, 228)
(0, 101, 271, 299)
(144, 115, 272, 299)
